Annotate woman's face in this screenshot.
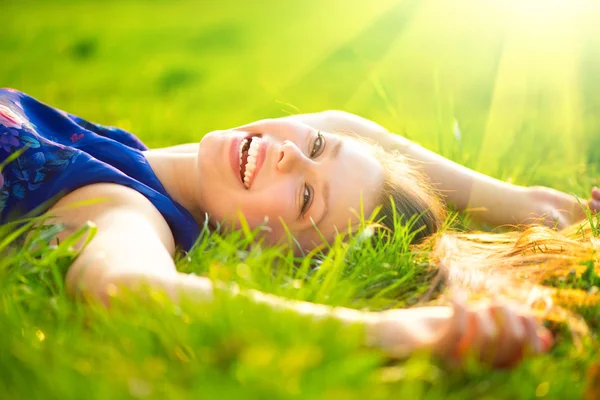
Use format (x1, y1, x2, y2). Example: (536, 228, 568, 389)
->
(197, 118, 384, 251)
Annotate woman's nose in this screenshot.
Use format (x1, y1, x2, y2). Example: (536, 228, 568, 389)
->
(276, 140, 307, 173)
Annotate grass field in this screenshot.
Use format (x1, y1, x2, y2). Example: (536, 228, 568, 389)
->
(2, 0, 600, 398)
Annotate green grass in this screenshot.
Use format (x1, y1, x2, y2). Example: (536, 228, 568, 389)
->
(2, 0, 600, 398)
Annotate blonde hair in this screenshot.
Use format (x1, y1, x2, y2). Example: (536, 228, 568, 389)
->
(374, 147, 446, 243)
(369, 145, 596, 336)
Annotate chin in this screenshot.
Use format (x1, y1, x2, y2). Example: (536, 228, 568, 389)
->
(199, 129, 227, 154)
(197, 135, 213, 157)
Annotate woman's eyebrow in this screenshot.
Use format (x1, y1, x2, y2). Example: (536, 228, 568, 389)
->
(330, 139, 343, 159)
(314, 140, 343, 227)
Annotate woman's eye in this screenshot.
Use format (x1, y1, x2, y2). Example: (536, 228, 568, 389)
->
(301, 184, 313, 216)
(310, 131, 325, 158)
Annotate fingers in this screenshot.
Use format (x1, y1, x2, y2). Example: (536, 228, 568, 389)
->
(491, 305, 553, 368)
(490, 304, 527, 367)
(464, 306, 497, 363)
(453, 306, 477, 360)
(589, 199, 600, 214)
(451, 292, 470, 339)
(522, 314, 542, 354)
(538, 325, 554, 352)
(436, 293, 469, 358)
(521, 314, 553, 354)
(445, 295, 501, 362)
(592, 187, 600, 202)
(589, 187, 600, 214)
(442, 299, 553, 368)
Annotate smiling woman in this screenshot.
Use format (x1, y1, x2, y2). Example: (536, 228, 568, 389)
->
(193, 118, 390, 250)
(2, 88, 597, 368)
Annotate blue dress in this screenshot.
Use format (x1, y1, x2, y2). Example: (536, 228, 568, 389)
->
(0, 88, 199, 251)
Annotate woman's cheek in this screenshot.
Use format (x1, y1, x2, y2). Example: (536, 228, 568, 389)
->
(240, 200, 293, 228)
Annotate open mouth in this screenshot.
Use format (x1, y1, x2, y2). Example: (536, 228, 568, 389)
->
(238, 135, 262, 188)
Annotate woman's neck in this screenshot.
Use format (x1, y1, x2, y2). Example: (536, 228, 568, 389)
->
(143, 150, 205, 222)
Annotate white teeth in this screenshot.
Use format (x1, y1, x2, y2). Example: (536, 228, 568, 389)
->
(238, 139, 248, 166)
(239, 136, 262, 188)
(243, 170, 252, 188)
(249, 145, 258, 157)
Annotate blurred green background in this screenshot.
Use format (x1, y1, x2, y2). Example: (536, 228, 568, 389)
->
(3, 0, 600, 192)
(4, 1, 600, 398)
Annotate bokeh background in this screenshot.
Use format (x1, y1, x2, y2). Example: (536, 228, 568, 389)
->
(3, 0, 600, 194)
(4, 1, 600, 398)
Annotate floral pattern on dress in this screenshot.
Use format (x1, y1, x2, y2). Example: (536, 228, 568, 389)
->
(70, 133, 84, 143)
(0, 112, 80, 214)
(0, 103, 25, 129)
(0, 103, 27, 153)
(0, 89, 198, 250)
(0, 100, 34, 132)
(0, 128, 20, 152)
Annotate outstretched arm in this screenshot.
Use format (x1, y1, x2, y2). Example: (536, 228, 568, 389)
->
(48, 184, 550, 367)
(286, 111, 590, 228)
(147, 113, 589, 228)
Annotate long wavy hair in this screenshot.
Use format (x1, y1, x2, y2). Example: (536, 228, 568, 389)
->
(368, 143, 596, 337)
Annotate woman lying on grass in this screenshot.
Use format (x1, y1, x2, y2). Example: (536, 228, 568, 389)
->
(0, 88, 596, 368)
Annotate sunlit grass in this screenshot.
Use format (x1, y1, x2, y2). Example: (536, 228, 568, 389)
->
(2, 0, 600, 398)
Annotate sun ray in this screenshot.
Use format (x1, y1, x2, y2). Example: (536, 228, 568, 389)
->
(256, 0, 420, 116)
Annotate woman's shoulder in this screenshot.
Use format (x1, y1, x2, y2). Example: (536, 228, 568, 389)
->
(0, 89, 197, 250)
(49, 183, 176, 251)
(54, 182, 169, 218)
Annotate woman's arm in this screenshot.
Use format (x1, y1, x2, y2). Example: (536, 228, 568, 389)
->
(50, 184, 437, 352)
(51, 185, 428, 344)
(49, 184, 548, 366)
(285, 111, 589, 228)
(48, 183, 179, 301)
(148, 143, 200, 154)
(147, 113, 589, 227)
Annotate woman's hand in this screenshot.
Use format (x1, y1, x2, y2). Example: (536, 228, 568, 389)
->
(431, 295, 553, 368)
(371, 295, 553, 368)
(528, 186, 600, 229)
(590, 187, 600, 217)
